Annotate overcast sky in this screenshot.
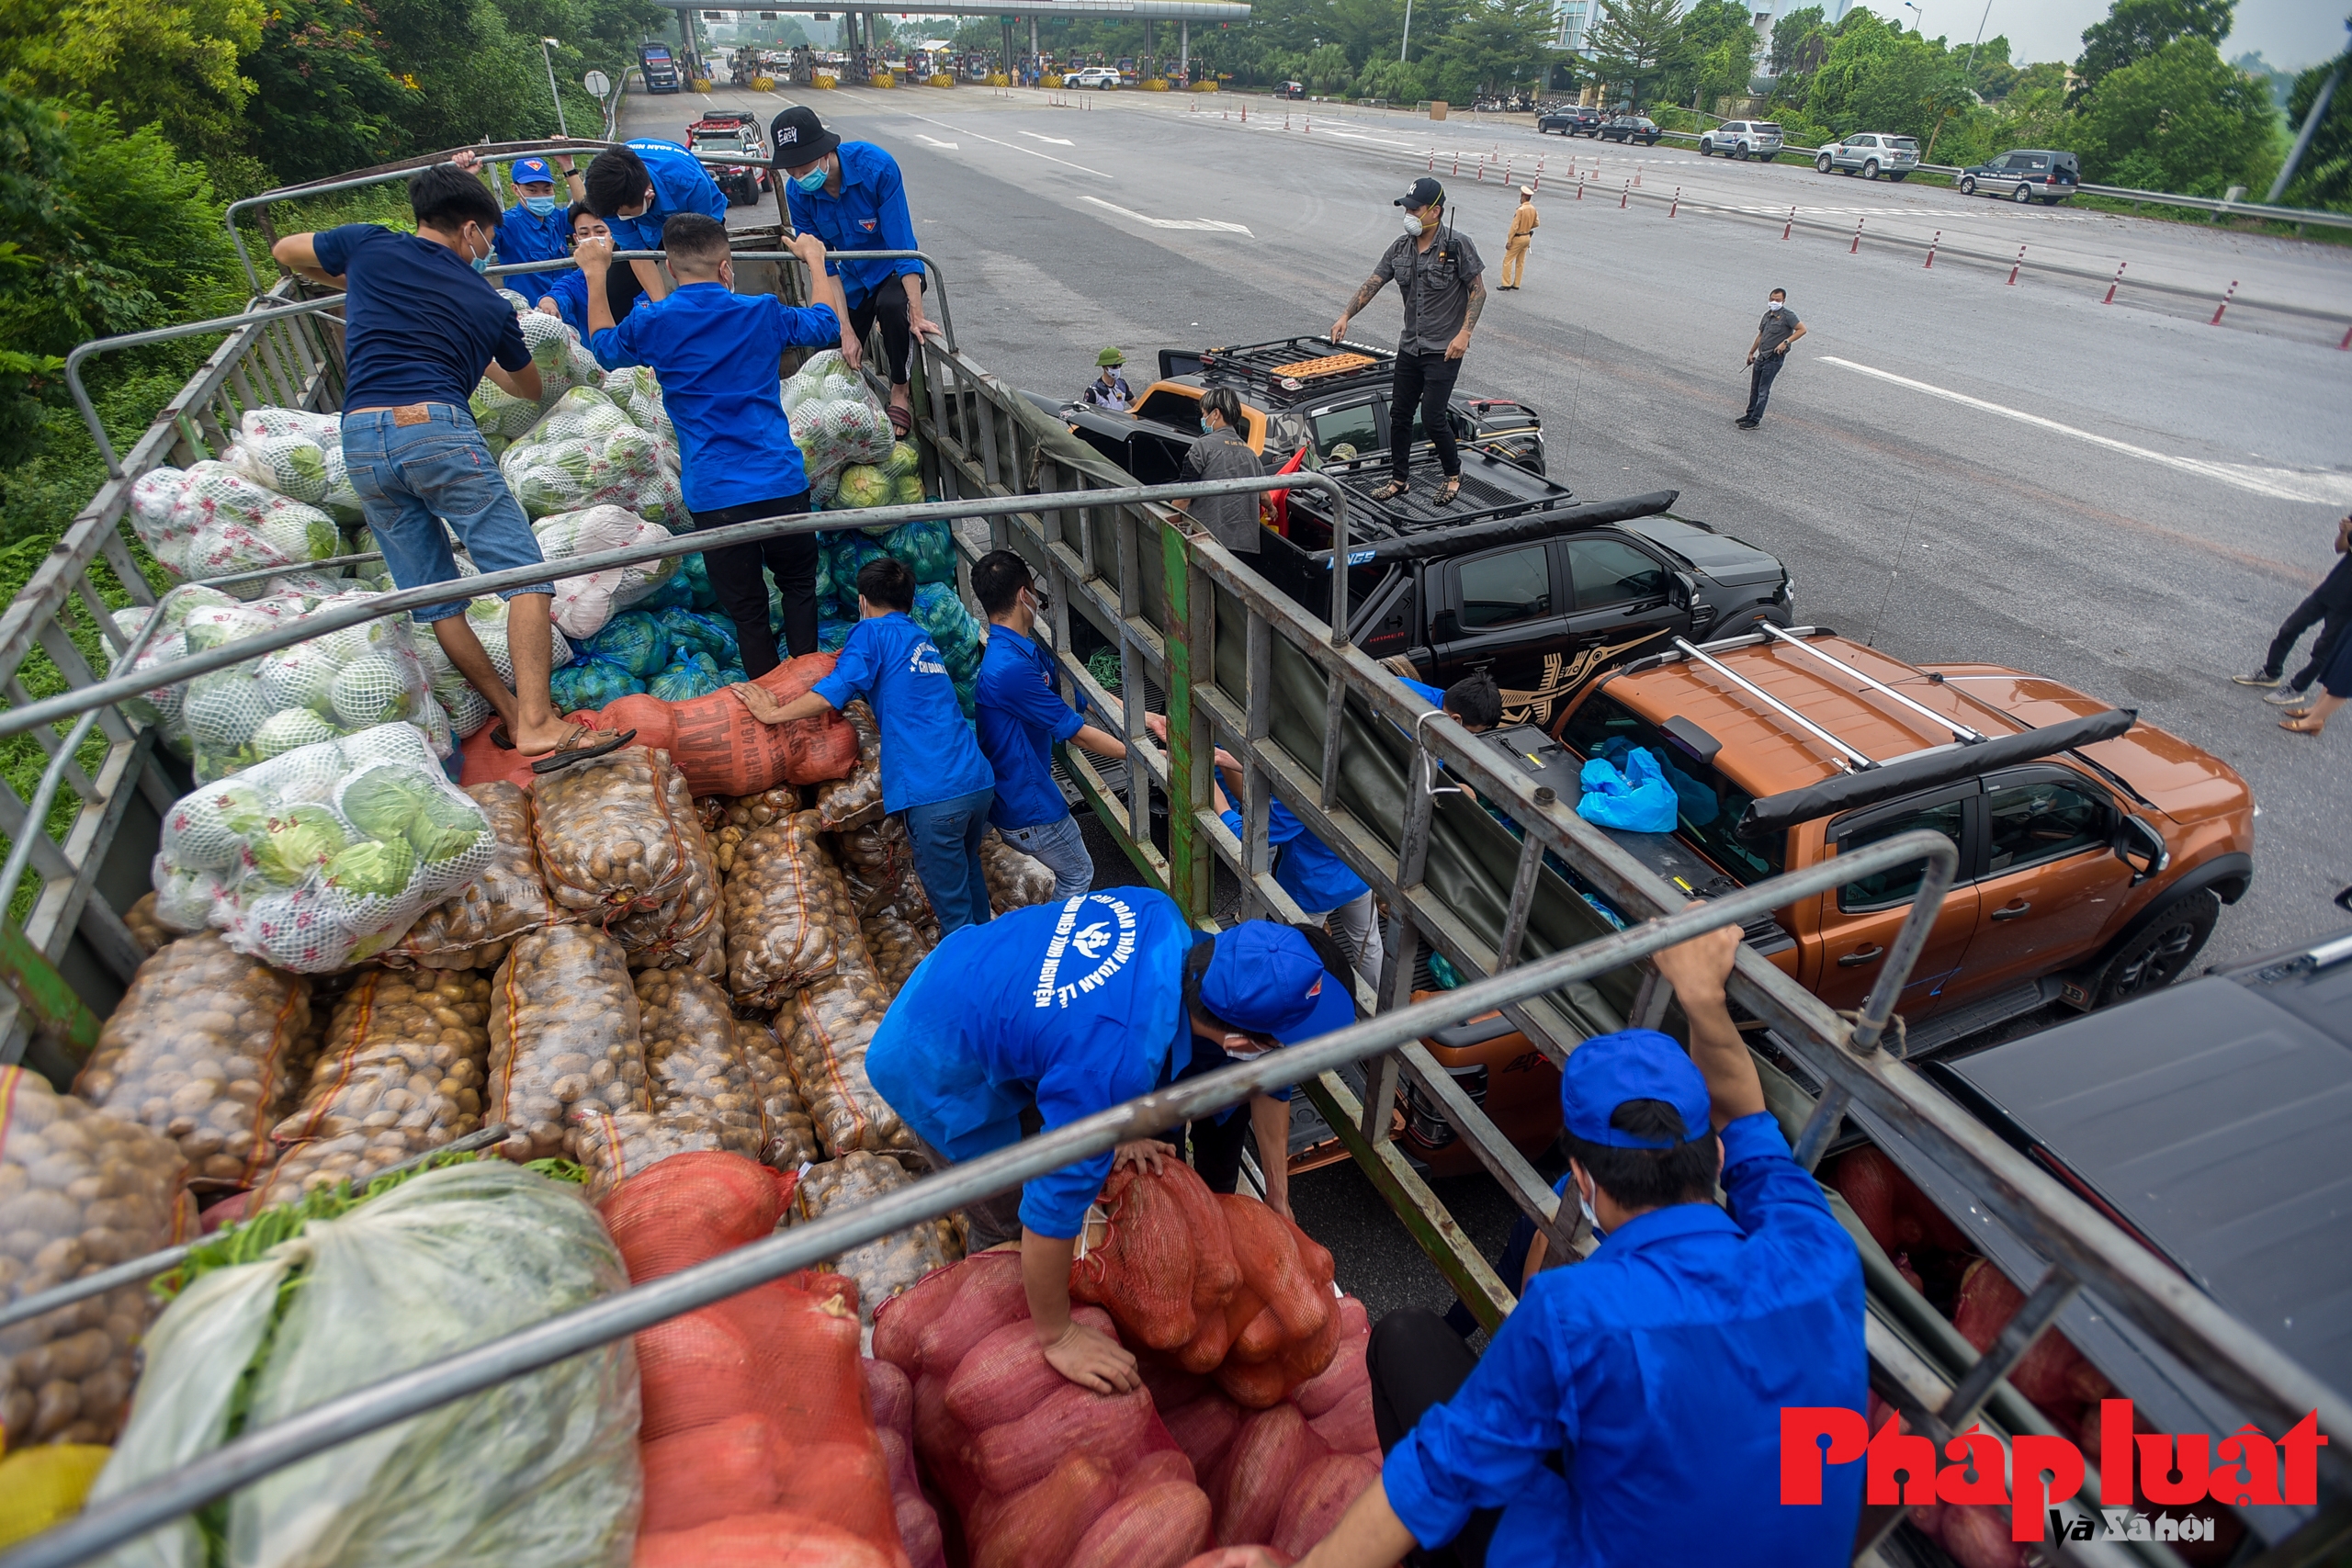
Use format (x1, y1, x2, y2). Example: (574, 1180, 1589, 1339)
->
(1877, 0, 2349, 72)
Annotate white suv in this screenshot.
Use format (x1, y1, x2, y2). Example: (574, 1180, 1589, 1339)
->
(1815, 132, 1919, 181)
(1698, 120, 1782, 160)
(1067, 66, 1121, 88)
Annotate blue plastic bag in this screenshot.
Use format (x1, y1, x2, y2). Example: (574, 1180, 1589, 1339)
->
(549, 655, 645, 712)
(649, 651, 724, 702)
(884, 519, 957, 585)
(580, 612, 671, 679)
(1575, 746, 1678, 833)
(679, 553, 722, 613)
(635, 571, 695, 614)
(654, 605, 738, 666)
(827, 534, 887, 605)
(817, 617, 854, 655)
(911, 581, 982, 674)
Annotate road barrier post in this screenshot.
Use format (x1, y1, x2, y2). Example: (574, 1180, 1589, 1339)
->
(1923, 230, 1940, 268)
(1620, 179, 1629, 208)
(1453, 153, 1461, 175)
(2102, 260, 2126, 304)
(2007, 243, 2027, 285)
(1849, 216, 1864, 254)
(1634, 163, 1642, 187)
(1576, 175, 1585, 200)
(1782, 205, 1794, 239)
(1669, 186, 1680, 217)
(1305, 116, 1311, 133)
(2339, 321, 2351, 350)
(2210, 279, 2239, 324)
(1428, 151, 1434, 169)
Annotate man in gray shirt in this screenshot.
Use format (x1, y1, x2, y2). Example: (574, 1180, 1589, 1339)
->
(1174, 387, 1265, 552)
(1331, 175, 1486, 507)
(1738, 288, 1806, 429)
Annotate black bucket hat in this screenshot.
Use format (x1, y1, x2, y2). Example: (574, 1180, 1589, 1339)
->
(769, 105, 841, 170)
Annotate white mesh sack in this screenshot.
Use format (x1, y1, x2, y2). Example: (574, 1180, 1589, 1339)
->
(530, 504, 680, 639)
(129, 467, 198, 573)
(461, 594, 573, 685)
(226, 434, 333, 506)
(239, 407, 344, 445)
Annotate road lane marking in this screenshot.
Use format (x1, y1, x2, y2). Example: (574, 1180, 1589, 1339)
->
(1079, 196, 1252, 234)
(914, 133, 959, 149)
(1018, 130, 1075, 145)
(1819, 355, 2352, 504)
(894, 109, 1111, 176)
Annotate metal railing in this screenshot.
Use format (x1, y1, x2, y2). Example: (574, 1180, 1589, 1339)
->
(6, 146, 2346, 1562)
(0, 834, 1951, 1568)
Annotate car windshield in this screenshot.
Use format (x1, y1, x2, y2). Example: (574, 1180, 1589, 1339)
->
(1560, 693, 1784, 884)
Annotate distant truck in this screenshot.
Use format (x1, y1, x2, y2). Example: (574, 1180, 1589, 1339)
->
(640, 42, 682, 93)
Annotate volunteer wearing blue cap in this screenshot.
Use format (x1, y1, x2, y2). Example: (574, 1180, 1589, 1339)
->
(582, 138, 729, 299)
(867, 894, 1357, 1393)
(969, 549, 1131, 898)
(1202, 750, 1383, 987)
(492, 153, 582, 294)
(768, 104, 935, 439)
(759, 555, 998, 932)
(1204, 921, 1865, 1568)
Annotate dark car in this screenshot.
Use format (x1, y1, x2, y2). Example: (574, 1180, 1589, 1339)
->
(1959, 148, 2080, 204)
(1537, 105, 1602, 136)
(1278, 79, 1306, 99)
(1268, 448, 1793, 728)
(1598, 115, 1661, 145)
(1057, 335, 1544, 484)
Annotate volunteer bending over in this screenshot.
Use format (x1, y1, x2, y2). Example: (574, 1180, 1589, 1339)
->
(1199, 920, 1866, 1568)
(582, 138, 729, 300)
(866, 897, 1355, 1393)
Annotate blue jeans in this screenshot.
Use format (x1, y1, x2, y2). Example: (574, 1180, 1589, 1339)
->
(1001, 812, 1092, 899)
(342, 404, 552, 623)
(904, 785, 994, 934)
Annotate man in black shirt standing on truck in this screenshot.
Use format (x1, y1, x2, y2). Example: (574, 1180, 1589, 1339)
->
(1332, 175, 1486, 509)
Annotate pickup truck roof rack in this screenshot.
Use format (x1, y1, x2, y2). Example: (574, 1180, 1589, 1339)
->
(690, 109, 759, 125)
(1196, 335, 1396, 400)
(1308, 488, 1677, 566)
(1301, 446, 1575, 536)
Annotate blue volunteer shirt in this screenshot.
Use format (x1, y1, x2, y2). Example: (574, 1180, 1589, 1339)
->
(1216, 795, 1369, 915)
(492, 200, 576, 292)
(975, 625, 1086, 831)
(604, 139, 729, 254)
(590, 281, 840, 513)
(1400, 676, 1446, 707)
(810, 612, 993, 812)
(311, 225, 530, 412)
(1383, 1111, 1867, 1567)
(866, 889, 1196, 1238)
(536, 272, 593, 339)
(784, 141, 922, 311)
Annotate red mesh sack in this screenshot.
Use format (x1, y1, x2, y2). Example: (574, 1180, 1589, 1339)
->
(866, 1358, 947, 1568)
(600, 1149, 795, 1283)
(631, 1512, 900, 1568)
(1211, 1199, 1340, 1407)
(1072, 1162, 1232, 1352)
(1270, 1453, 1383, 1561)
(640, 652, 861, 797)
(1211, 1403, 1328, 1548)
(874, 1251, 1215, 1568)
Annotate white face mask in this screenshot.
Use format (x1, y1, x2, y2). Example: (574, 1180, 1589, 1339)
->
(1766, 299, 1784, 310)
(1401, 209, 1430, 237)
(1576, 1172, 1606, 1241)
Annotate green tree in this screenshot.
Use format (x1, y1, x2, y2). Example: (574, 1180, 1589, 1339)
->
(1423, 0, 1554, 101)
(1356, 55, 1427, 102)
(2277, 31, 2350, 209)
(2071, 0, 2233, 103)
(1585, 0, 1681, 109)
(2072, 35, 2281, 194)
(1769, 5, 1826, 77)
(0, 0, 264, 169)
(1667, 0, 1754, 113)
(242, 0, 419, 182)
(1303, 39, 1352, 90)
(1804, 9, 1963, 141)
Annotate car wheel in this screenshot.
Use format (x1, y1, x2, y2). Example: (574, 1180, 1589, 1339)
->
(1734, 143, 1748, 160)
(2013, 183, 2034, 203)
(1698, 141, 1710, 155)
(1815, 152, 1835, 173)
(1889, 171, 1907, 182)
(2091, 889, 2219, 1007)
(1959, 175, 1977, 195)
(1863, 159, 1879, 179)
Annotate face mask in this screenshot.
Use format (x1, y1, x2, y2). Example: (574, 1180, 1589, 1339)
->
(793, 164, 828, 193)
(1766, 299, 1784, 310)
(469, 231, 492, 274)
(522, 196, 558, 217)
(1576, 1176, 1606, 1242)
(1400, 210, 1428, 237)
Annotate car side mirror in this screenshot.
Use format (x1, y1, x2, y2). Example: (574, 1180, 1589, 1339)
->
(1431, 609, 1461, 641)
(1671, 570, 1698, 606)
(2111, 814, 2169, 885)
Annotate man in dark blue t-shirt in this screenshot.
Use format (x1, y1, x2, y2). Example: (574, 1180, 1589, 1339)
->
(579, 214, 845, 673)
(271, 164, 627, 772)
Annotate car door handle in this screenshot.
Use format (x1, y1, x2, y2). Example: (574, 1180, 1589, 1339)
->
(1989, 902, 2031, 920)
(1836, 944, 1884, 967)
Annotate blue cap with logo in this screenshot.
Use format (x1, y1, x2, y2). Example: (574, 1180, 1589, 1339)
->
(1558, 1028, 1712, 1148)
(1199, 921, 1357, 1045)
(512, 156, 555, 185)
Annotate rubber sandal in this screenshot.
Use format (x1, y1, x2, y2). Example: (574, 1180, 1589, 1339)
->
(1369, 479, 1409, 502)
(888, 404, 912, 437)
(490, 725, 515, 750)
(1436, 475, 1463, 505)
(528, 728, 638, 774)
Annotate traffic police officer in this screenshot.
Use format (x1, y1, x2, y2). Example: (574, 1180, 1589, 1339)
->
(1203, 922, 1866, 1568)
(866, 894, 1357, 1394)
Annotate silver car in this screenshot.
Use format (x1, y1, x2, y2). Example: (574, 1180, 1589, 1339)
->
(1815, 132, 1919, 181)
(1698, 119, 1782, 160)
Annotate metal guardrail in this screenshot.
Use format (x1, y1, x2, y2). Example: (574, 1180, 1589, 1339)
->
(0, 835, 1955, 1568)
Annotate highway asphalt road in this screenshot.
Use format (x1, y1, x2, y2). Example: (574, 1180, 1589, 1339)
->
(625, 83, 2349, 1313)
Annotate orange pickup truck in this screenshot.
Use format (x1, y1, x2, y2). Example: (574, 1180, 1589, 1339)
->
(1396, 626, 2256, 1176)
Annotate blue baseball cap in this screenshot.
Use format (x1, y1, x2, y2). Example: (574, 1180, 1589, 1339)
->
(1199, 921, 1358, 1045)
(511, 157, 555, 185)
(1559, 1029, 1712, 1149)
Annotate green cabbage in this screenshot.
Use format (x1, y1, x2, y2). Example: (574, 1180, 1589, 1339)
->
(407, 790, 488, 864)
(250, 804, 350, 886)
(338, 765, 432, 841)
(325, 837, 416, 899)
(833, 464, 892, 511)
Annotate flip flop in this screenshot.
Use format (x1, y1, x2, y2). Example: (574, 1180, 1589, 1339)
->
(888, 404, 912, 438)
(528, 728, 638, 774)
(490, 725, 515, 750)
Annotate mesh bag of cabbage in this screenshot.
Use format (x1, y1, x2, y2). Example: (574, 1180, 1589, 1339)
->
(73, 932, 313, 1192)
(872, 1250, 1215, 1568)
(532, 503, 682, 639)
(794, 1151, 964, 1327)
(89, 1163, 641, 1568)
(252, 968, 492, 1208)
(0, 1066, 190, 1447)
(485, 924, 650, 1163)
(598, 1153, 910, 1562)
(383, 782, 565, 972)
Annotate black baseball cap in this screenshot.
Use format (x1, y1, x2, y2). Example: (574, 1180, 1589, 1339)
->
(1395, 176, 1444, 209)
(769, 105, 840, 170)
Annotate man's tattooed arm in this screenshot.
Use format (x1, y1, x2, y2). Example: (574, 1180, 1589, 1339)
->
(1461, 276, 1487, 334)
(1344, 274, 1386, 317)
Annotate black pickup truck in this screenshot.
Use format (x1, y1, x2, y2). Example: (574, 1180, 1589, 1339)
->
(1055, 335, 1544, 482)
(1266, 448, 1794, 729)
